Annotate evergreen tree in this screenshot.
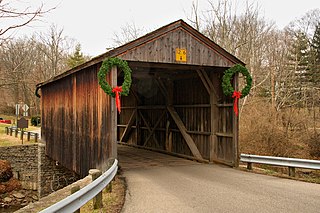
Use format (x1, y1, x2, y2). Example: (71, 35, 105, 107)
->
(284, 30, 310, 106)
(309, 22, 320, 86)
(67, 44, 86, 68)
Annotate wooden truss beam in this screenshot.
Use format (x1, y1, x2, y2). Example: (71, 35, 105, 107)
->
(139, 111, 160, 147)
(196, 69, 219, 163)
(143, 110, 166, 147)
(167, 106, 203, 160)
(120, 109, 137, 143)
(196, 69, 218, 98)
(155, 77, 169, 98)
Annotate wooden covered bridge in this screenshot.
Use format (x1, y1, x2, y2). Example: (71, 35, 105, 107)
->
(36, 20, 244, 177)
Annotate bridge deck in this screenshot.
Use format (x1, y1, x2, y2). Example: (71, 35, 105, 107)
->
(117, 144, 199, 170)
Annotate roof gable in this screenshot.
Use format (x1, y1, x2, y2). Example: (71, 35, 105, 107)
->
(107, 19, 243, 67)
(38, 19, 244, 87)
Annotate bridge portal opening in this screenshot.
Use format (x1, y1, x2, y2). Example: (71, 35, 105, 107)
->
(117, 61, 235, 165)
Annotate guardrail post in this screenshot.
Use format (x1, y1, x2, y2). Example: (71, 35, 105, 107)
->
(35, 133, 38, 142)
(27, 132, 31, 141)
(247, 162, 252, 170)
(71, 185, 81, 213)
(288, 167, 295, 177)
(106, 159, 115, 193)
(15, 129, 18, 137)
(9, 128, 13, 136)
(5, 127, 9, 135)
(20, 130, 24, 140)
(89, 169, 103, 209)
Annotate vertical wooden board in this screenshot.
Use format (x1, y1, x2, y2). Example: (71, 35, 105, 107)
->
(110, 67, 117, 158)
(233, 72, 239, 166)
(72, 75, 77, 172)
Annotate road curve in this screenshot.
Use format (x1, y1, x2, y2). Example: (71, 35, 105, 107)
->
(119, 146, 320, 213)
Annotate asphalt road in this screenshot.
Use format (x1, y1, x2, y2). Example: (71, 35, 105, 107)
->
(119, 146, 320, 213)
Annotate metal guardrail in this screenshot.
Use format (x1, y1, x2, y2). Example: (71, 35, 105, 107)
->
(240, 154, 320, 176)
(5, 126, 39, 142)
(39, 159, 118, 213)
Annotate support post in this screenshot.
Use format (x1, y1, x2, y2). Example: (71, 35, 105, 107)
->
(167, 106, 203, 160)
(71, 185, 80, 213)
(210, 91, 218, 162)
(35, 133, 38, 142)
(10, 128, 13, 136)
(89, 169, 103, 209)
(5, 127, 9, 135)
(247, 162, 252, 170)
(233, 72, 240, 167)
(120, 109, 137, 143)
(111, 67, 118, 158)
(20, 129, 24, 140)
(27, 132, 31, 141)
(15, 129, 18, 137)
(106, 159, 114, 193)
(288, 167, 296, 177)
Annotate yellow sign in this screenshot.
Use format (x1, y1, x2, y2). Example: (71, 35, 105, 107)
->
(175, 48, 187, 62)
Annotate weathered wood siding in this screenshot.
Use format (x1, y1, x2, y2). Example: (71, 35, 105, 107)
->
(41, 64, 114, 177)
(119, 28, 235, 67)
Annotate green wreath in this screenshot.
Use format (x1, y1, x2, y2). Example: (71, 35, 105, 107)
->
(222, 64, 252, 98)
(97, 57, 132, 97)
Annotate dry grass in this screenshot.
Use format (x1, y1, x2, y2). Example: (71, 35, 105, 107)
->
(0, 123, 39, 147)
(239, 164, 320, 184)
(240, 98, 320, 159)
(80, 175, 126, 213)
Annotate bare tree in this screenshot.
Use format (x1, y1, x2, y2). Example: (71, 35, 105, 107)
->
(37, 24, 71, 78)
(0, 0, 55, 44)
(112, 21, 146, 46)
(187, 0, 275, 109)
(187, 0, 202, 31)
(0, 25, 76, 114)
(0, 37, 38, 104)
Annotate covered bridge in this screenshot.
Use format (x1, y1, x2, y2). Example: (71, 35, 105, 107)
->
(36, 20, 244, 177)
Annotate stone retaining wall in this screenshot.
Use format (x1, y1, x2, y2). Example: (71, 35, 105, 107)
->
(0, 144, 38, 190)
(0, 143, 79, 198)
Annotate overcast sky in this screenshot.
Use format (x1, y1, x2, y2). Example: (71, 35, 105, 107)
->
(7, 0, 320, 56)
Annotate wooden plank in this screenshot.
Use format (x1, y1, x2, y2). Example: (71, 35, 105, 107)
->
(155, 77, 168, 98)
(200, 69, 218, 98)
(167, 106, 203, 160)
(118, 142, 209, 164)
(130, 88, 141, 104)
(217, 103, 233, 107)
(121, 106, 136, 109)
(110, 67, 117, 158)
(121, 105, 168, 110)
(216, 132, 233, 138)
(233, 72, 239, 167)
(168, 132, 173, 152)
(120, 109, 137, 142)
(137, 105, 166, 110)
(136, 110, 141, 146)
(196, 70, 211, 94)
(165, 120, 170, 151)
(173, 104, 211, 108)
(143, 111, 166, 147)
(139, 111, 160, 147)
(210, 73, 219, 162)
(72, 75, 77, 172)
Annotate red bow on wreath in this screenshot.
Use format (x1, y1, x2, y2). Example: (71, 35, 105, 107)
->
(232, 91, 241, 116)
(112, 86, 122, 113)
